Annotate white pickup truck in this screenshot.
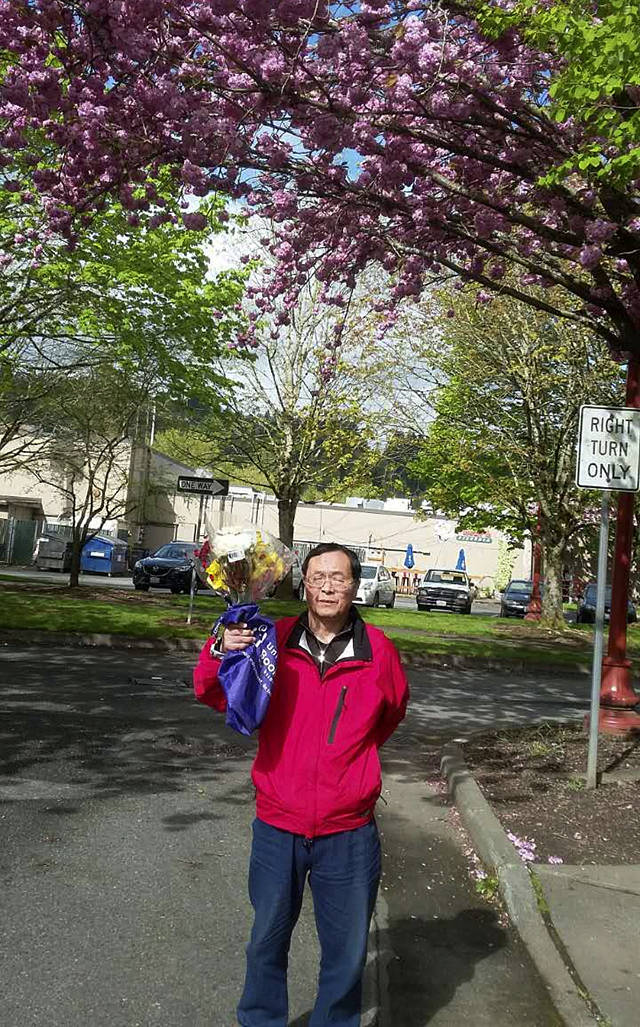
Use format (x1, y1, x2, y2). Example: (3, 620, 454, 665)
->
(415, 568, 475, 614)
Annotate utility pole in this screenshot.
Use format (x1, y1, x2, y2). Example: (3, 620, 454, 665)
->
(525, 503, 542, 621)
(599, 357, 640, 733)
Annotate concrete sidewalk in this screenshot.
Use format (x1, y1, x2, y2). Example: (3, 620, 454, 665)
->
(535, 865, 640, 1026)
(442, 744, 640, 1026)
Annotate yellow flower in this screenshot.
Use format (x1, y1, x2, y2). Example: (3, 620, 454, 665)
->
(205, 560, 226, 591)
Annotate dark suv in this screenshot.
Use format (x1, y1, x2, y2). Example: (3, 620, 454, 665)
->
(132, 542, 201, 594)
(500, 579, 543, 618)
(576, 583, 637, 624)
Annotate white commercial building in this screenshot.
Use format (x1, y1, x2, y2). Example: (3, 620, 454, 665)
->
(0, 443, 530, 590)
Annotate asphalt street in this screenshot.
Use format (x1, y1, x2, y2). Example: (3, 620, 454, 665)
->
(0, 645, 580, 1026)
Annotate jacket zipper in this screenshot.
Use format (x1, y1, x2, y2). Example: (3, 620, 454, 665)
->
(310, 665, 325, 837)
(327, 686, 348, 744)
(289, 651, 366, 835)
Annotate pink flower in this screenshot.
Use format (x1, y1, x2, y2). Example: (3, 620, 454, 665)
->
(182, 212, 208, 231)
(507, 831, 537, 862)
(579, 246, 603, 270)
(585, 219, 616, 244)
(0, 0, 631, 364)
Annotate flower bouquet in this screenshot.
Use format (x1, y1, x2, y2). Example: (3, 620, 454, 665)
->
(196, 523, 295, 735)
(200, 524, 293, 603)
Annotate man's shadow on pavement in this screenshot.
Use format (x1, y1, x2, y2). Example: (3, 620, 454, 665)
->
(288, 908, 506, 1027)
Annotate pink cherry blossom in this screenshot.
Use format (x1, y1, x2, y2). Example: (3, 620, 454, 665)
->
(0, 1, 638, 356)
(182, 212, 208, 231)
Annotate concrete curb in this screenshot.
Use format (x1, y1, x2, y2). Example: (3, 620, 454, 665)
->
(0, 627, 592, 676)
(362, 888, 390, 1027)
(0, 628, 203, 653)
(399, 649, 591, 676)
(440, 742, 597, 1027)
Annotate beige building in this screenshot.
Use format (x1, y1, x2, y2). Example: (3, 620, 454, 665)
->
(0, 441, 530, 590)
(201, 492, 530, 594)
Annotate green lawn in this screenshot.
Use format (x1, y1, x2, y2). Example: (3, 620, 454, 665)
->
(1, 581, 637, 670)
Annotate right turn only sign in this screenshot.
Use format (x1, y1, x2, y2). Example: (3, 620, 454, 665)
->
(577, 405, 640, 491)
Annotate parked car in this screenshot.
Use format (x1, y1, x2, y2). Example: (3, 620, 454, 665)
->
(132, 541, 201, 594)
(499, 579, 542, 618)
(354, 563, 396, 608)
(576, 583, 637, 624)
(416, 568, 473, 614)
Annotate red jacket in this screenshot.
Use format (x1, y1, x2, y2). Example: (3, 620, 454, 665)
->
(193, 614, 409, 837)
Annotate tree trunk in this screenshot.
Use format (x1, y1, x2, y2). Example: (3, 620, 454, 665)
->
(275, 495, 298, 600)
(68, 535, 83, 589)
(277, 496, 297, 549)
(540, 542, 566, 630)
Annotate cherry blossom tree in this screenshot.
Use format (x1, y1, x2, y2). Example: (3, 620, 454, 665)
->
(478, 0, 640, 186)
(0, 1, 639, 362)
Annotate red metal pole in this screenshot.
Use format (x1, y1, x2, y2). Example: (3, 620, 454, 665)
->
(599, 354, 640, 732)
(525, 503, 542, 621)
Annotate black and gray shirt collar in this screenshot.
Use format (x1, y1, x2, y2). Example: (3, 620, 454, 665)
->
(286, 607, 372, 676)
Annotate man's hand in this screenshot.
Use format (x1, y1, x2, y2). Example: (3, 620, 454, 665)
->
(222, 622, 256, 652)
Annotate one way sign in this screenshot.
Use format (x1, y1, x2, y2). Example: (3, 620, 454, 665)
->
(576, 405, 640, 492)
(176, 476, 229, 496)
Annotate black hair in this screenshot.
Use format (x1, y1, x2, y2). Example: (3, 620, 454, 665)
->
(302, 542, 361, 583)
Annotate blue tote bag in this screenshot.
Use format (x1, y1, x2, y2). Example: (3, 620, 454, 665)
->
(214, 603, 277, 736)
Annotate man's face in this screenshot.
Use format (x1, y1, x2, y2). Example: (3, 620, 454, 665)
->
(305, 550, 358, 621)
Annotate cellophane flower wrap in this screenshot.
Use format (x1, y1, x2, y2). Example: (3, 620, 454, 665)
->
(197, 523, 295, 736)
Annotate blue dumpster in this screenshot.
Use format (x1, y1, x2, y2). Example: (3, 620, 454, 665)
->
(81, 535, 128, 575)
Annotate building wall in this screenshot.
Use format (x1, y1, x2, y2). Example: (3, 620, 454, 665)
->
(0, 437, 136, 537)
(0, 462, 64, 521)
(1, 440, 531, 588)
(140, 453, 277, 551)
(203, 493, 530, 592)
(137, 450, 219, 550)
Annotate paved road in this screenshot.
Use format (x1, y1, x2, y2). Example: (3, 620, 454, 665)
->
(0, 646, 576, 1025)
(395, 595, 502, 617)
(399, 663, 589, 741)
(1, 566, 137, 590)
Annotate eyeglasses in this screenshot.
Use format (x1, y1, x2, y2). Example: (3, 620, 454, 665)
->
(304, 573, 354, 590)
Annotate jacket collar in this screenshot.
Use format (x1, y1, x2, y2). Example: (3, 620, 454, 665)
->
(285, 606, 372, 663)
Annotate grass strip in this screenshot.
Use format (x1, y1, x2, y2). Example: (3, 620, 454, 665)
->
(2, 584, 639, 670)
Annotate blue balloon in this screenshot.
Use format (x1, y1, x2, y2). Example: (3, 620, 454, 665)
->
(404, 544, 415, 569)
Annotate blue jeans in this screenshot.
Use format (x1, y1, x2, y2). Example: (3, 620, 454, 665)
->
(237, 818, 381, 1027)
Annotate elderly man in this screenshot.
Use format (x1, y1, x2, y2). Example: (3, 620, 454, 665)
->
(194, 542, 409, 1027)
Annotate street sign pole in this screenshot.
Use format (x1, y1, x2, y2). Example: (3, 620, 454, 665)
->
(586, 493, 610, 789)
(195, 494, 205, 541)
(187, 563, 197, 626)
(187, 494, 211, 627)
(576, 403, 640, 778)
(176, 476, 229, 497)
(176, 479, 228, 628)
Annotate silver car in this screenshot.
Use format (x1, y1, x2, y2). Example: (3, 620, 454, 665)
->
(354, 563, 396, 608)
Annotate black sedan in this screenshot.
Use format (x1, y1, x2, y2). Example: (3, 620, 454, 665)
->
(500, 579, 543, 618)
(132, 542, 201, 594)
(576, 583, 637, 624)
